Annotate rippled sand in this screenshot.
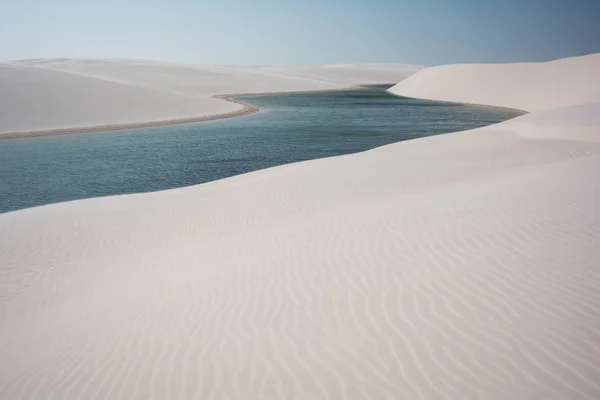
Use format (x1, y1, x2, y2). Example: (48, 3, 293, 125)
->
(1, 54, 599, 399)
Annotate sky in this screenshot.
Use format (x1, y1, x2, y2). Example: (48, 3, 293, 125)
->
(0, 0, 599, 66)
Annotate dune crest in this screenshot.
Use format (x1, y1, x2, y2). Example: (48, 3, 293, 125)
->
(1, 55, 599, 399)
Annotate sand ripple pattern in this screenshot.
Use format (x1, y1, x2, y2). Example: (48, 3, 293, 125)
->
(1, 120, 600, 398)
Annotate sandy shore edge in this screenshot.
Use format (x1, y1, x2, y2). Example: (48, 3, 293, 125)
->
(0, 95, 259, 141)
(0, 85, 378, 141)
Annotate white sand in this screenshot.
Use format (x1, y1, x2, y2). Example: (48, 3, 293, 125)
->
(0, 59, 420, 137)
(1, 55, 600, 399)
(389, 54, 600, 112)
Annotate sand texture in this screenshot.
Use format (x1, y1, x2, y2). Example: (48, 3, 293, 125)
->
(0, 59, 420, 137)
(1, 55, 599, 399)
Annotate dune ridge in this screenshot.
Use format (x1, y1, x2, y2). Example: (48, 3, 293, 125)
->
(1, 55, 599, 399)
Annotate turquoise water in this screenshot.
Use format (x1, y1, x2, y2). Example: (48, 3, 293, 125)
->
(0, 87, 524, 213)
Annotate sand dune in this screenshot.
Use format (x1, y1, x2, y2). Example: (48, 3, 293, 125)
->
(1, 55, 599, 399)
(0, 59, 420, 137)
(389, 54, 600, 112)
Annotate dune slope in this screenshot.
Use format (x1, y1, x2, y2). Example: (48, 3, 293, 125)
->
(1, 55, 599, 399)
(389, 54, 600, 112)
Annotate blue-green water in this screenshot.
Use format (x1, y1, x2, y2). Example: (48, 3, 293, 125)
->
(0, 87, 524, 213)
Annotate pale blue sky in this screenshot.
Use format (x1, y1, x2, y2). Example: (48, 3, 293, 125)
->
(1, 0, 598, 65)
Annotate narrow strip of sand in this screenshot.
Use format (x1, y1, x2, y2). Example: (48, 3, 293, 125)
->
(0, 95, 259, 140)
(0, 85, 391, 140)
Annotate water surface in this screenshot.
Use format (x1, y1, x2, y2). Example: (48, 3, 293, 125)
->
(0, 87, 524, 213)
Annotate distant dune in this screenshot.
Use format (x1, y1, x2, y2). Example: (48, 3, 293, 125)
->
(0, 59, 420, 137)
(0, 55, 599, 399)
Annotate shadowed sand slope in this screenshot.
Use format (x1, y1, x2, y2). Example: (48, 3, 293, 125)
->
(0, 59, 420, 136)
(0, 55, 599, 399)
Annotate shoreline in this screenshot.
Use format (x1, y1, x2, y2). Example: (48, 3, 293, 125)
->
(0, 95, 260, 141)
(0, 85, 381, 141)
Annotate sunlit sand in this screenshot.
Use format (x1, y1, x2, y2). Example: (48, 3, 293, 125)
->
(1, 55, 599, 399)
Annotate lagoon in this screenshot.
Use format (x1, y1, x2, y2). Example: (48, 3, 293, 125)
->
(0, 87, 523, 213)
